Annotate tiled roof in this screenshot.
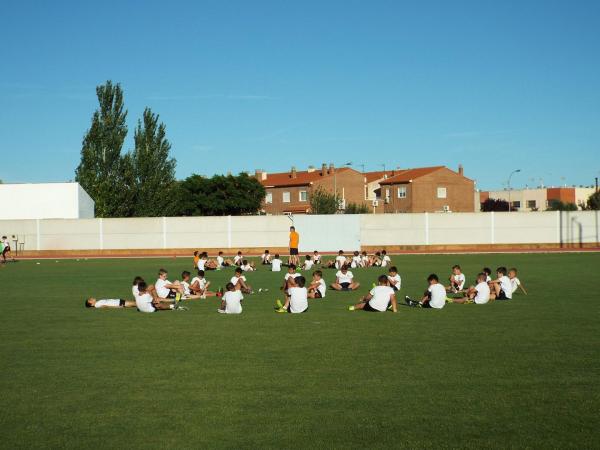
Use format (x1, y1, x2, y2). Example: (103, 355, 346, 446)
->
(378, 166, 445, 185)
(364, 171, 397, 183)
(260, 167, 354, 187)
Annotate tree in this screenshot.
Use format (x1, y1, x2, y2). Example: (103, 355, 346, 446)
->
(75, 81, 132, 217)
(178, 173, 265, 216)
(309, 186, 338, 214)
(586, 191, 600, 210)
(481, 198, 509, 212)
(547, 200, 578, 211)
(345, 202, 369, 214)
(131, 108, 178, 216)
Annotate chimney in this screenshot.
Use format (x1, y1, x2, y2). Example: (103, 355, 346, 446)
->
(458, 164, 464, 176)
(321, 163, 327, 176)
(307, 165, 315, 173)
(255, 169, 267, 181)
(329, 163, 335, 174)
(291, 166, 297, 179)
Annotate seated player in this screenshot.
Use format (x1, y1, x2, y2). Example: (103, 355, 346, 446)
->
(261, 250, 272, 265)
(193, 251, 200, 269)
(135, 281, 179, 313)
(240, 259, 256, 272)
(387, 266, 401, 291)
(372, 251, 382, 267)
(380, 250, 391, 267)
(335, 250, 348, 269)
(350, 251, 362, 269)
(281, 264, 301, 292)
(302, 255, 314, 271)
(348, 275, 397, 312)
(331, 265, 360, 291)
(190, 270, 216, 298)
(451, 273, 490, 304)
(313, 250, 322, 265)
(405, 274, 446, 309)
(360, 251, 371, 268)
(233, 251, 244, 266)
(1, 235, 14, 263)
(489, 267, 513, 301)
(230, 267, 253, 294)
(447, 265, 466, 293)
(275, 275, 309, 313)
(217, 282, 243, 314)
(181, 271, 202, 299)
(85, 298, 137, 308)
(271, 253, 283, 272)
(131, 276, 145, 297)
(217, 251, 234, 269)
(483, 267, 492, 283)
(307, 270, 327, 299)
(509, 268, 527, 295)
(154, 268, 183, 301)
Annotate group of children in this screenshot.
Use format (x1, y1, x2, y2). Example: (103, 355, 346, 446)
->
(85, 249, 527, 315)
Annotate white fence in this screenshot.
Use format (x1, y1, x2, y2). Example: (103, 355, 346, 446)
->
(0, 211, 598, 252)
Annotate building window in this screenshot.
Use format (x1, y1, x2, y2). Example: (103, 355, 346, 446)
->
(437, 187, 447, 199)
(265, 192, 273, 204)
(299, 190, 307, 202)
(512, 201, 521, 209)
(282, 192, 290, 203)
(397, 186, 407, 198)
(527, 200, 536, 209)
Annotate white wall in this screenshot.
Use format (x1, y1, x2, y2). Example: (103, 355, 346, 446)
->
(0, 211, 598, 252)
(0, 183, 95, 220)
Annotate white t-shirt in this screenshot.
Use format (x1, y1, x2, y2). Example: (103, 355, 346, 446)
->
(303, 260, 314, 270)
(451, 273, 466, 290)
(387, 274, 401, 289)
(335, 255, 347, 269)
(230, 275, 246, 286)
(284, 272, 301, 281)
(315, 278, 326, 297)
(135, 293, 155, 313)
(351, 256, 361, 268)
(197, 259, 206, 271)
(132, 285, 139, 297)
(474, 281, 491, 304)
(223, 290, 243, 314)
(381, 255, 391, 267)
(94, 299, 122, 308)
(288, 286, 308, 313)
(499, 276, 513, 299)
(313, 254, 321, 264)
(191, 276, 207, 291)
(361, 255, 369, 266)
(510, 277, 521, 294)
(241, 264, 254, 272)
(336, 270, 354, 284)
(271, 259, 282, 271)
(428, 283, 447, 309)
(217, 255, 224, 266)
(233, 255, 243, 265)
(486, 275, 492, 283)
(368, 285, 395, 312)
(155, 278, 171, 298)
(182, 281, 191, 296)
(261, 253, 271, 263)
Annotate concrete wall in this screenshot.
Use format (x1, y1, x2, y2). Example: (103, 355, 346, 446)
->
(0, 211, 598, 253)
(0, 183, 95, 219)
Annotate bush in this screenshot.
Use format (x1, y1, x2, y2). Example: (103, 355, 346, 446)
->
(345, 202, 370, 214)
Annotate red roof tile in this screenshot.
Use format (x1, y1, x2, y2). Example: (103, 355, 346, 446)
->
(260, 167, 355, 187)
(378, 166, 445, 185)
(364, 170, 397, 183)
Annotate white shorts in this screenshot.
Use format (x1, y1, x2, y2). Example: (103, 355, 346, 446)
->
(137, 303, 156, 313)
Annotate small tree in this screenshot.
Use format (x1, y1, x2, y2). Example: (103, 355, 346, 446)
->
(309, 186, 338, 214)
(586, 191, 600, 210)
(547, 200, 578, 211)
(345, 202, 369, 214)
(481, 198, 509, 212)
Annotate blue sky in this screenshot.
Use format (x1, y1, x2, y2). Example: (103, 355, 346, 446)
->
(0, 0, 598, 190)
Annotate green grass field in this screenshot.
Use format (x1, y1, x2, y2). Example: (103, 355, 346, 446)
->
(1, 253, 598, 449)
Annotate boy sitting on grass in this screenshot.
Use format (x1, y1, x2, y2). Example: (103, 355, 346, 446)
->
(387, 266, 401, 291)
(489, 267, 512, 301)
(331, 265, 360, 291)
(261, 250, 272, 265)
(181, 271, 202, 299)
(230, 268, 253, 294)
(190, 270, 216, 298)
(348, 275, 397, 312)
(308, 270, 327, 299)
(275, 275, 309, 313)
(271, 254, 283, 272)
(218, 282, 243, 314)
(302, 255, 314, 271)
(451, 273, 490, 304)
(136, 281, 181, 313)
(405, 274, 446, 309)
(281, 264, 301, 292)
(240, 259, 256, 272)
(447, 265, 466, 293)
(509, 268, 527, 296)
(154, 268, 183, 301)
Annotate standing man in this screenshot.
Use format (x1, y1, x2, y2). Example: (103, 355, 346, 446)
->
(289, 226, 300, 266)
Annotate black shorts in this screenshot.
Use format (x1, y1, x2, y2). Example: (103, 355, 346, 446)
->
(119, 299, 126, 307)
(314, 290, 323, 299)
(363, 301, 381, 312)
(340, 282, 351, 291)
(166, 290, 177, 299)
(392, 285, 399, 292)
(290, 248, 299, 255)
(497, 290, 510, 300)
(287, 305, 308, 313)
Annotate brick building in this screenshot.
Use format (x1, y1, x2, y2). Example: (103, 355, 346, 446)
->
(480, 186, 595, 211)
(378, 165, 475, 213)
(257, 164, 367, 215)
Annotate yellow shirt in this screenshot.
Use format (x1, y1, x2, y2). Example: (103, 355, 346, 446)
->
(289, 231, 299, 248)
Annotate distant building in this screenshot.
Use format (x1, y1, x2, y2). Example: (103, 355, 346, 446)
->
(0, 182, 95, 220)
(256, 164, 366, 215)
(378, 165, 475, 213)
(480, 186, 596, 211)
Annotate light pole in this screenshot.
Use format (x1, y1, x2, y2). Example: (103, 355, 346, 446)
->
(508, 169, 521, 212)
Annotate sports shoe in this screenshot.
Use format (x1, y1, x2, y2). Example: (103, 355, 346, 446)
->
(177, 306, 189, 311)
(217, 309, 225, 313)
(275, 308, 287, 313)
(348, 305, 355, 311)
(175, 292, 182, 304)
(275, 299, 283, 309)
(445, 297, 453, 303)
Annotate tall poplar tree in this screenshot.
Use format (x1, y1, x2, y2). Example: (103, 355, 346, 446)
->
(131, 108, 177, 216)
(75, 81, 133, 217)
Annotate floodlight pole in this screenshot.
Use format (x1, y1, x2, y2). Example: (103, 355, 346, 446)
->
(507, 169, 521, 212)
